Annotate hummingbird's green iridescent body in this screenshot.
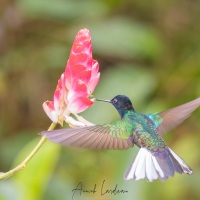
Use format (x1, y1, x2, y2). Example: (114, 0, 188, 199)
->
(42, 95, 200, 181)
(103, 110, 165, 151)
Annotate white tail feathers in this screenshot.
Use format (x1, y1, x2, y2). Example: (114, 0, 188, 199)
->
(124, 148, 192, 182)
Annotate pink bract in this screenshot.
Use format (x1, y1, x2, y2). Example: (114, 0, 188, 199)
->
(43, 29, 100, 125)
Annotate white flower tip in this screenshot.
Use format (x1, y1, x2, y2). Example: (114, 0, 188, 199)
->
(43, 101, 60, 123)
(74, 114, 94, 126)
(90, 98, 96, 102)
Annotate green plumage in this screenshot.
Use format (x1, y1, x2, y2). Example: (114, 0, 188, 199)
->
(106, 109, 166, 151)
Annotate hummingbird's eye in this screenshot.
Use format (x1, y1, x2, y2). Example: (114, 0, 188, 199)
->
(113, 99, 118, 104)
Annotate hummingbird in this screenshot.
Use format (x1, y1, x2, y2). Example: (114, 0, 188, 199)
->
(41, 95, 200, 182)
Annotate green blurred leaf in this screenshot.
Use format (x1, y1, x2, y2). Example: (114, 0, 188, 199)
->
(70, 17, 163, 60)
(41, 44, 68, 70)
(18, 0, 108, 20)
(12, 138, 61, 200)
(0, 180, 21, 200)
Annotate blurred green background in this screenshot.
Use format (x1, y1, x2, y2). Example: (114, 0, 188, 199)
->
(0, 0, 200, 199)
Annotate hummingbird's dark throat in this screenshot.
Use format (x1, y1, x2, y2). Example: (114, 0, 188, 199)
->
(124, 104, 133, 110)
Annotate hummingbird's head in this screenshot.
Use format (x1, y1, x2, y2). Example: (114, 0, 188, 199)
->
(96, 95, 134, 118)
(110, 95, 134, 111)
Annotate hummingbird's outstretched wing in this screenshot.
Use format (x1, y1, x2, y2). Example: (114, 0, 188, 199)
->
(41, 122, 134, 150)
(148, 97, 200, 135)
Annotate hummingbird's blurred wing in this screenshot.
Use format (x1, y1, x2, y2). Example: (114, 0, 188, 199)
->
(41, 123, 134, 150)
(149, 97, 200, 135)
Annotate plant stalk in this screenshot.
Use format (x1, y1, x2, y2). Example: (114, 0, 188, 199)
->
(0, 122, 57, 181)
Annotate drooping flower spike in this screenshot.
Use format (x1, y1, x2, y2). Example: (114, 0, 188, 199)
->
(43, 29, 100, 127)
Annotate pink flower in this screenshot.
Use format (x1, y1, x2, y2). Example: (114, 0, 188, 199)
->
(43, 29, 100, 126)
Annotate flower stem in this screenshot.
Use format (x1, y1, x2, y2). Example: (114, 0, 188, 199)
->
(0, 122, 57, 181)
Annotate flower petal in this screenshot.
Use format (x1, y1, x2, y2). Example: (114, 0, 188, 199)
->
(54, 73, 65, 112)
(91, 60, 99, 78)
(67, 80, 88, 102)
(65, 64, 91, 86)
(74, 29, 91, 50)
(43, 101, 59, 123)
(64, 64, 72, 91)
(68, 52, 89, 66)
(88, 72, 100, 94)
(67, 96, 94, 113)
(68, 28, 92, 70)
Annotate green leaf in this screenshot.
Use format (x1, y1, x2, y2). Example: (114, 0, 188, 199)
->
(70, 17, 163, 60)
(18, 0, 108, 20)
(12, 138, 61, 200)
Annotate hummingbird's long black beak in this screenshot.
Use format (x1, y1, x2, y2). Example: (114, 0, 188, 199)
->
(96, 98, 111, 103)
